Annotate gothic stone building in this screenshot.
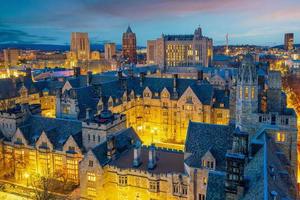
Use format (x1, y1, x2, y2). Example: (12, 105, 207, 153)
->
(56, 71, 230, 150)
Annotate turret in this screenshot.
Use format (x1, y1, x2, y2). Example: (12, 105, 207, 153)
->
(236, 54, 258, 132)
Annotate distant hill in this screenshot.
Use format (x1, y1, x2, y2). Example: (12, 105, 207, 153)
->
(272, 44, 300, 49)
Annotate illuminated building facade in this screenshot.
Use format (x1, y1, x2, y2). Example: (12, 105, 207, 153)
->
(284, 33, 294, 51)
(0, 106, 83, 184)
(3, 49, 20, 67)
(70, 32, 90, 61)
(147, 27, 213, 68)
(122, 26, 137, 64)
(56, 71, 230, 149)
(105, 43, 116, 61)
(79, 56, 297, 200)
(91, 51, 101, 61)
(0, 70, 57, 117)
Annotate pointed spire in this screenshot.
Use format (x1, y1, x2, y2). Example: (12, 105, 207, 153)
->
(126, 25, 133, 33)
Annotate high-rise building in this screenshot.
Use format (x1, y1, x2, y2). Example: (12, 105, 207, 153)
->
(3, 49, 20, 67)
(147, 27, 213, 68)
(70, 32, 90, 60)
(104, 43, 116, 60)
(122, 26, 137, 64)
(284, 33, 294, 51)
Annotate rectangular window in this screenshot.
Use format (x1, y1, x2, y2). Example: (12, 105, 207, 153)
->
(119, 176, 128, 186)
(239, 87, 242, 98)
(87, 187, 96, 197)
(89, 160, 93, 167)
(276, 132, 285, 142)
(87, 172, 96, 182)
(245, 87, 249, 99)
(251, 87, 255, 99)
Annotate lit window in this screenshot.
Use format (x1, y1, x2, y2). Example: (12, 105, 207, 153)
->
(87, 187, 96, 196)
(203, 177, 207, 185)
(276, 133, 285, 142)
(87, 172, 96, 182)
(149, 181, 160, 192)
(119, 176, 128, 186)
(245, 87, 249, 99)
(239, 87, 242, 98)
(251, 87, 255, 99)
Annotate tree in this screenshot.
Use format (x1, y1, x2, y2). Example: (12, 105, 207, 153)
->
(30, 175, 56, 200)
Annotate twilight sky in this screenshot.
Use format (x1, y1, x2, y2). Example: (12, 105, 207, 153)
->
(0, 0, 299, 46)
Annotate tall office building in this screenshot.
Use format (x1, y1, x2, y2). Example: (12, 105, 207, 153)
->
(147, 27, 213, 68)
(3, 49, 20, 67)
(122, 26, 137, 64)
(104, 43, 116, 60)
(284, 33, 294, 51)
(70, 32, 90, 60)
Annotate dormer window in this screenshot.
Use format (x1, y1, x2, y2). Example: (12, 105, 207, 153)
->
(16, 137, 22, 144)
(41, 142, 47, 148)
(144, 92, 150, 97)
(68, 146, 75, 152)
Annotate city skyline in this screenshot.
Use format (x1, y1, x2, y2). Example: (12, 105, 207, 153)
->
(0, 0, 300, 46)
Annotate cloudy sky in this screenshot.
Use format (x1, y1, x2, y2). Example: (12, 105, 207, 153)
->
(0, 0, 299, 46)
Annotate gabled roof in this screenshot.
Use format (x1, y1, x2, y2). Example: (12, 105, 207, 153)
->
(185, 122, 234, 171)
(18, 115, 82, 151)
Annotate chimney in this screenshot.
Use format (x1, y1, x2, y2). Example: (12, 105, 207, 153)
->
(87, 71, 92, 86)
(86, 108, 91, 120)
(107, 135, 116, 160)
(117, 70, 123, 80)
(173, 74, 178, 92)
(173, 74, 179, 99)
(148, 144, 156, 170)
(133, 141, 142, 167)
(139, 72, 145, 87)
(197, 70, 203, 83)
(74, 67, 81, 77)
(128, 64, 134, 78)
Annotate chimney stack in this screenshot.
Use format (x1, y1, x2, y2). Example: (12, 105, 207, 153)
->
(87, 71, 92, 86)
(197, 70, 203, 83)
(133, 141, 142, 167)
(74, 67, 81, 77)
(173, 74, 179, 99)
(117, 70, 123, 80)
(148, 144, 156, 170)
(86, 108, 91, 120)
(107, 135, 116, 160)
(139, 72, 145, 87)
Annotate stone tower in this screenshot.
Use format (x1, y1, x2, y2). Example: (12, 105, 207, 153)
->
(236, 55, 258, 133)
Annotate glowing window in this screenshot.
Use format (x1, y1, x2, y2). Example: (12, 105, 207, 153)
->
(251, 87, 255, 99)
(87, 172, 96, 182)
(276, 133, 285, 142)
(87, 187, 96, 196)
(245, 87, 249, 99)
(239, 87, 242, 98)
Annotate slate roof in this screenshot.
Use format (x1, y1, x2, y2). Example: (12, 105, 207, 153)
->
(18, 115, 82, 151)
(109, 146, 185, 174)
(92, 127, 140, 166)
(206, 171, 226, 200)
(184, 122, 234, 171)
(243, 133, 297, 200)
